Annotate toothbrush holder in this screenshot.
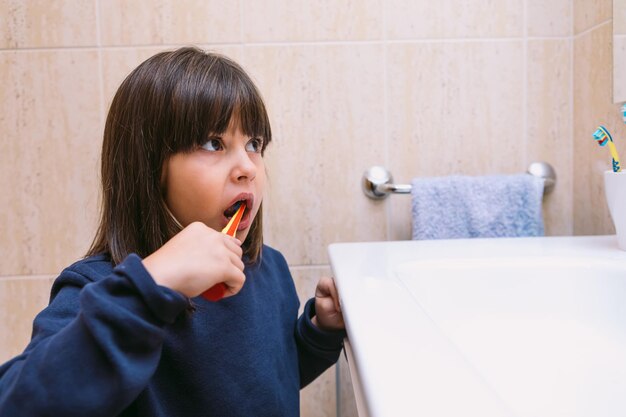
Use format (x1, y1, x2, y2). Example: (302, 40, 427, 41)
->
(604, 170, 626, 250)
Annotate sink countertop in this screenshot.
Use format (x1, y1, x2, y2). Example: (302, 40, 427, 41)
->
(328, 235, 626, 417)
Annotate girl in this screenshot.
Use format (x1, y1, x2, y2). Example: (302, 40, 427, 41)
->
(0, 47, 345, 417)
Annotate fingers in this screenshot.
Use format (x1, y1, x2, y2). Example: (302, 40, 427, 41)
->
(313, 288, 346, 331)
(316, 276, 341, 313)
(314, 276, 330, 297)
(314, 277, 344, 330)
(145, 221, 251, 298)
(224, 235, 242, 249)
(220, 234, 245, 298)
(221, 268, 246, 297)
(225, 235, 244, 270)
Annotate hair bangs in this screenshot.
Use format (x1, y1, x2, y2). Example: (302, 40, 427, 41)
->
(233, 78, 272, 154)
(168, 53, 271, 154)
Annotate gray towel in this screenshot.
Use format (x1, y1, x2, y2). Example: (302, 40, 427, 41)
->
(411, 174, 545, 240)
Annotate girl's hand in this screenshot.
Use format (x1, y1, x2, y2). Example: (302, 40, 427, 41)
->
(312, 277, 345, 331)
(142, 222, 245, 298)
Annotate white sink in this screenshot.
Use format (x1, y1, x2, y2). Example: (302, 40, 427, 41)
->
(328, 235, 626, 417)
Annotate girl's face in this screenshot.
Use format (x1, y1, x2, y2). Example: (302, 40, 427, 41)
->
(163, 119, 266, 244)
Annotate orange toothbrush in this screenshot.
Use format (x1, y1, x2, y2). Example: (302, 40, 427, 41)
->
(202, 202, 246, 301)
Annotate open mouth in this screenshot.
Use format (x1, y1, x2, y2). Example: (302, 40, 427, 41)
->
(223, 200, 246, 219)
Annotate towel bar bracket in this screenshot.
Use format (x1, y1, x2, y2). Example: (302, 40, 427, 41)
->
(527, 161, 556, 194)
(362, 162, 556, 200)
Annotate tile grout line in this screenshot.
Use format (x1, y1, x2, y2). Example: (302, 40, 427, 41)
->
(573, 19, 612, 39)
(570, 0, 575, 234)
(238, 0, 246, 70)
(239, 0, 244, 47)
(0, 36, 579, 53)
(0, 274, 56, 280)
(383, 2, 391, 243)
(523, 0, 529, 170)
(94, 0, 106, 133)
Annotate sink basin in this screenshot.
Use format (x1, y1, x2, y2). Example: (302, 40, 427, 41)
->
(328, 235, 626, 417)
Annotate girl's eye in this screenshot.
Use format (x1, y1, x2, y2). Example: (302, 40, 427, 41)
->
(202, 138, 223, 152)
(245, 137, 264, 153)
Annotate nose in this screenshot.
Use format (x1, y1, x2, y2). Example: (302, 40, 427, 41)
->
(230, 148, 257, 182)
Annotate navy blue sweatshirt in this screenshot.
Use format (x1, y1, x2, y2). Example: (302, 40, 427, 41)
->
(0, 245, 344, 416)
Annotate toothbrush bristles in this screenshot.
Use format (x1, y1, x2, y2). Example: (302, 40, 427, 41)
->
(593, 130, 609, 146)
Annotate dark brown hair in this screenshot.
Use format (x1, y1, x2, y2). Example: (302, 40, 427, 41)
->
(87, 47, 271, 265)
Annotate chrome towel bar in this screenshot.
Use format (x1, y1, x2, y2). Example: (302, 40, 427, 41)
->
(362, 162, 556, 200)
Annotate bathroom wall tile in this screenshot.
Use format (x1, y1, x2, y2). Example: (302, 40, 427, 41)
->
(301, 366, 337, 417)
(337, 354, 358, 417)
(101, 48, 167, 110)
(0, 0, 97, 48)
(616, 0, 626, 34)
(527, 40, 574, 236)
(245, 44, 387, 265)
(527, 0, 573, 37)
(99, 0, 241, 46)
(385, 0, 523, 40)
(615, 35, 626, 102)
(0, 275, 55, 363)
(101, 46, 244, 116)
(290, 265, 337, 417)
(573, 24, 626, 235)
(386, 41, 525, 240)
(574, 0, 612, 34)
(0, 50, 101, 275)
(242, 0, 383, 42)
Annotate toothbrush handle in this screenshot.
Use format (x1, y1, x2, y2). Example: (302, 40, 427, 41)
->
(202, 203, 246, 302)
(608, 142, 622, 171)
(202, 283, 226, 301)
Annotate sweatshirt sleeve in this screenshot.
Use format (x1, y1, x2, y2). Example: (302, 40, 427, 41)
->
(295, 297, 346, 388)
(0, 254, 189, 417)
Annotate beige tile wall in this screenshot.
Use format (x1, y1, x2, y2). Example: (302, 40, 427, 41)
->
(0, 275, 55, 363)
(99, 0, 241, 46)
(1, 1, 623, 416)
(528, 0, 573, 37)
(574, 0, 612, 33)
(0, 50, 101, 276)
(615, 0, 626, 102)
(243, 0, 383, 42)
(573, 0, 626, 237)
(247, 44, 388, 264)
(528, 39, 574, 235)
(616, 0, 626, 34)
(614, 35, 626, 110)
(0, 0, 98, 48)
(385, 0, 523, 39)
